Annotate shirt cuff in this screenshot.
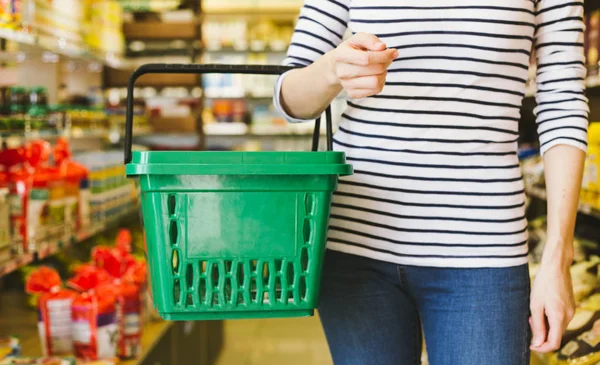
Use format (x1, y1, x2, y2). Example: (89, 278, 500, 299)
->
(273, 70, 314, 123)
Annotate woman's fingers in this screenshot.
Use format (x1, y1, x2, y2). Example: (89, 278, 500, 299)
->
(532, 309, 566, 353)
(331, 32, 395, 98)
(529, 304, 548, 350)
(335, 46, 397, 66)
(347, 32, 388, 52)
(341, 74, 386, 92)
(336, 63, 388, 79)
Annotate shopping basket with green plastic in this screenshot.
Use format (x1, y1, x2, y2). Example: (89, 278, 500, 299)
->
(124, 64, 353, 321)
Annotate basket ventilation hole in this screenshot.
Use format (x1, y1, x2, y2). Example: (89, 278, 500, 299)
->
(300, 276, 307, 301)
(301, 248, 309, 272)
(275, 276, 283, 302)
(274, 260, 283, 273)
(186, 264, 194, 289)
(237, 263, 245, 287)
(212, 292, 219, 306)
(287, 263, 295, 288)
(224, 278, 232, 303)
(305, 194, 314, 215)
(199, 278, 206, 304)
(186, 293, 194, 307)
(263, 263, 270, 286)
(173, 279, 181, 305)
(200, 261, 207, 274)
(169, 221, 178, 246)
(251, 260, 258, 272)
(237, 292, 245, 306)
(171, 250, 180, 274)
(250, 277, 257, 302)
(168, 195, 176, 216)
(211, 263, 219, 288)
(303, 219, 312, 244)
(225, 260, 233, 274)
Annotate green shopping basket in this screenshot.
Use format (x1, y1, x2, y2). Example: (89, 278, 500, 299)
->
(124, 64, 353, 321)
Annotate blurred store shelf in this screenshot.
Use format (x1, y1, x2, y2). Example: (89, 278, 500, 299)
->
(0, 27, 129, 69)
(0, 291, 174, 365)
(203, 5, 301, 17)
(526, 186, 600, 219)
(204, 122, 326, 137)
(0, 204, 139, 279)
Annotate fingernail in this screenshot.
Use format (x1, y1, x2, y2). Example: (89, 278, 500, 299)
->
(532, 339, 543, 347)
(392, 50, 399, 58)
(375, 41, 385, 49)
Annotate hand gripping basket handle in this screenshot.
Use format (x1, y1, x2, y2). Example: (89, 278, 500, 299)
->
(124, 63, 335, 164)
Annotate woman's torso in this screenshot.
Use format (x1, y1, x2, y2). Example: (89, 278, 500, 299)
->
(328, 1, 535, 267)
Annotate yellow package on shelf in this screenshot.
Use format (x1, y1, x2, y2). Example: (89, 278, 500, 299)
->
(203, 0, 302, 12)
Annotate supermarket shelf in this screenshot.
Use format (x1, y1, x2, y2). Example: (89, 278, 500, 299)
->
(204, 122, 327, 137)
(0, 205, 139, 278)
(0, 28, 35, 45)
(0, 292, 173, 365)
(204, 44, 288, 54)
(0, 27, 129, 69)
(203, 5, 301, 17)
(526, 186, 600, 219)
(0, 253, 34, 279)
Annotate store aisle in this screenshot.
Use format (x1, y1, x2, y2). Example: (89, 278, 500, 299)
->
(215, 313, 544, 365)
(216, 313, 333, 365)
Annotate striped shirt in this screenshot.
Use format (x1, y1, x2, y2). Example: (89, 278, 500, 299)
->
(274, 0, 589, 267)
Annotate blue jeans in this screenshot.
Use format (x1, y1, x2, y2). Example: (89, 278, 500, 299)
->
(318, 250, 531, 365)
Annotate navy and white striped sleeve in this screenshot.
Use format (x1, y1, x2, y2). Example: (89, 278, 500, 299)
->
(274, 0, 350, 122)
(283, 0, 350, 67)
(534, 0, 589, 155)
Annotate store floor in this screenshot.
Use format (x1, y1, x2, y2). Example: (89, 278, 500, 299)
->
(215, 313, 545, 365)
(216, 313, 333, 365)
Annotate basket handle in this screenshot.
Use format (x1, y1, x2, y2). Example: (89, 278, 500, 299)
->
(124, 63, 335, 164)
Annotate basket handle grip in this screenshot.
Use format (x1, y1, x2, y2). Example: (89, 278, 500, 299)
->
(124, 63, 334, 164)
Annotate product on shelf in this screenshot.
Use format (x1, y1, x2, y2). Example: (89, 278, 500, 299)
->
(557, 324, 600, 365)
(33, 0, 84, 44)
(0, 187, 10, 253)
(30, 141, 67, 245)
(0, 145, 37, 252)
(73, 151, 134, 224)
(54, 138, 90, 232)
(202, 0, 302, 13)
(92, 237, 145, 360)
(25, 267, 77, 357)
(116, 0, 182, 12)
(84, 0, 124, 54)
(587, 11, 600, 78)
(582, 123, 600, 210)
(67, 267, 118, 361)
(0, 357, 76, 365)
(0, 337, 20, 359)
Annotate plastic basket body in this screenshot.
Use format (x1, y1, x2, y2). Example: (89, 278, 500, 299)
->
(127, 151, 352, 320)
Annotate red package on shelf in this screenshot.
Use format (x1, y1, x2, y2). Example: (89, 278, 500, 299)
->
(68, 268, 118, 361)
(25, 266, 77, 357)
(0, 146, 33, 252)
(92, 234, 144, 360)
(54, 137, 90, 232)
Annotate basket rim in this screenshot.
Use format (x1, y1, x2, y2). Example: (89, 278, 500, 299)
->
(126, 150, 353, 176)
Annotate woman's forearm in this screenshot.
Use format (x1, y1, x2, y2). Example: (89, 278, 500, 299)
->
(541, 145, 586, 269)
(280, 52, 342, 120)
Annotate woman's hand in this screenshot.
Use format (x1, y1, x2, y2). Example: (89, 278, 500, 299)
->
(530, 245, 576, 353)
(328, 32, 398, 99)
